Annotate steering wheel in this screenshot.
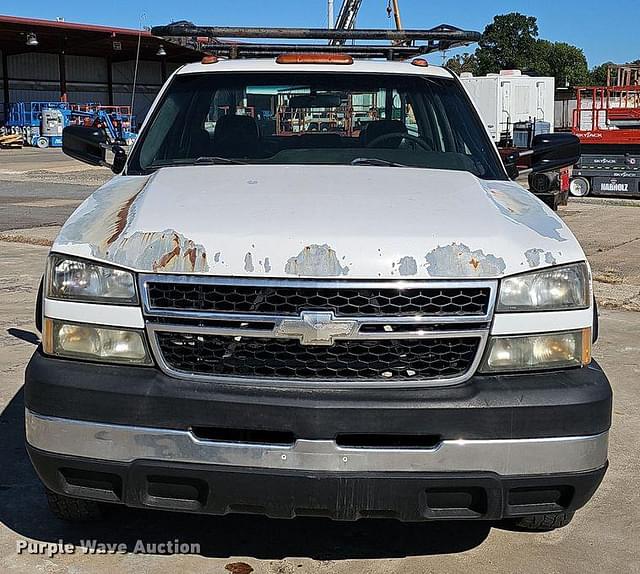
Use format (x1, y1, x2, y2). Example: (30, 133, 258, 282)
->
(366, 132, 432, 151)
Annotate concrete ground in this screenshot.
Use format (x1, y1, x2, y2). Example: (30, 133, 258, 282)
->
(0, 147, 112, 185)
(561, 202, 640, 311)
(0, 149, 639, 573)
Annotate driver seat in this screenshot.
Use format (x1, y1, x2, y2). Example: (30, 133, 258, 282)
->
(360, 119, 407, 148)
(212, 114, 261, 158)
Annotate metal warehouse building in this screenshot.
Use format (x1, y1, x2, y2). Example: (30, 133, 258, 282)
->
(0, 15, 202, 123)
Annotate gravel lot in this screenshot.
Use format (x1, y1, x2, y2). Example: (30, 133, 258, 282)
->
(0, 149, 638, 573)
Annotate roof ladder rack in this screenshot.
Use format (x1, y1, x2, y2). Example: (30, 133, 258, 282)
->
(151, 23, 482, 61)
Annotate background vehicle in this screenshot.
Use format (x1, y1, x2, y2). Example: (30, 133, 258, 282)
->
(460, 70, 555, 146)
(570, 84, 640, 197)
(2, 101, 137, 148)
(460, 71, 568, 210)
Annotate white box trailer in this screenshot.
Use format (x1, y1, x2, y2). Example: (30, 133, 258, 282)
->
(460, 70, 555, 144)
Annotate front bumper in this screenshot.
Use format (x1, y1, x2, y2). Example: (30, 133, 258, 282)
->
(27, 442, 607, 521)
(24, 351, 612, 521)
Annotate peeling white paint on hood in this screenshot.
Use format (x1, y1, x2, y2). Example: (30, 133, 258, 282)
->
(53, 165, 585, 279)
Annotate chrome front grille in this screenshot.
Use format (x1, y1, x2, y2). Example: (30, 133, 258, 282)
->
(141, 275, 496, 387)
(146, 282, 492, 317)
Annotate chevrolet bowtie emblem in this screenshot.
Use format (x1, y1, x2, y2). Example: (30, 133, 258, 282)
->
(275, 311, 358, 346)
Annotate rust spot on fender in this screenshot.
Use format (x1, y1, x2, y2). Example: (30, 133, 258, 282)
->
(285, 244, 349, 277)
(53, 176, 208, 272)
(106, 191, 142, 245)
(56, 176, 151, 251)
(244, 252, 255, 272)
(154, 235, 181, 270)
(185, 245, 198, 269)
(525, 248, 557, 268)
(425, 243, 506, 277)
(397, 256, 418, 276)
(525, 248, 545, 268)
(105, 230, 209, 272)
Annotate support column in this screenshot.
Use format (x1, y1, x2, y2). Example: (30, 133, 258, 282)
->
(58, 53, 67, 102)
(2, 51, 9, 121)
(107, 56, 114, 105)
(161, 58, 168, 83)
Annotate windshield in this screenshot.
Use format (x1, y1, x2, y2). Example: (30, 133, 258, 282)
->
(128, 72, 506, 179)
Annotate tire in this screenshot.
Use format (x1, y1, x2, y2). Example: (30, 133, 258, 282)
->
(36, 137, 49, 149)
(569, 177, 590, 197)
(45, 489, 104, 522)
(512, 511, 575, 532)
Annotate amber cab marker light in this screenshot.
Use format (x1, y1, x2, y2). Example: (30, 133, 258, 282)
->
(411, 58, 429, 67)
(276, 53, 354, 65)
(201, 54, 219, 64)
(582, 327, 592, 365)
(42, 318, 54, 355)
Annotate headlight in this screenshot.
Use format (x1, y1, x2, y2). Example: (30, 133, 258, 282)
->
(480, 329, 591, 373)
(43, 319, 152, 365)
(497, 262, 590, 312)
(46, 255, 137, 304)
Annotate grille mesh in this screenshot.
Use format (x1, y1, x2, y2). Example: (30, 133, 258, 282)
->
(155, 332, 480, 381)
(147, 283, 490, 317)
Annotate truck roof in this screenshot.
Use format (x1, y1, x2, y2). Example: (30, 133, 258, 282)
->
(175, 57, 454, 79)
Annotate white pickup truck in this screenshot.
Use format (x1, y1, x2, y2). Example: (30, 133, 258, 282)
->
(25, 46, 611, 531)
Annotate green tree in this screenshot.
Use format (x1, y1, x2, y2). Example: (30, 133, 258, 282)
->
(475, 12, 539, 74)
(545, 42, 590, 87)
(590, 62, 615, 86)
(445, 52, 479, 75)
(473, 13, 591, 88)
(529, 39, 554, 76)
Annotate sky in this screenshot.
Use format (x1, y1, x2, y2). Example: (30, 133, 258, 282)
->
(4, 0, 639, 68)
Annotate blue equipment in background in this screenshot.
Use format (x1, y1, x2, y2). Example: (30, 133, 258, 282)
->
(5, 101, 137, 148)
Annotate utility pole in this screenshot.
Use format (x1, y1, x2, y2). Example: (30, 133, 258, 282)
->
(328, 0, 334, 29)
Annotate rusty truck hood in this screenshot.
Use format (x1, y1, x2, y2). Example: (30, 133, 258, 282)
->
(53, 165, 584, 279)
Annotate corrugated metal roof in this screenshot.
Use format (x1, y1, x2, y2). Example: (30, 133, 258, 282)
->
(0, 14, 201, 63)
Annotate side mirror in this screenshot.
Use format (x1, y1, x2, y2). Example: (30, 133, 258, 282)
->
(63, 125, 106, 166)
(111, 145, 127, 174)
(62, 125, 127, 174)
(531, 133, 580, 174)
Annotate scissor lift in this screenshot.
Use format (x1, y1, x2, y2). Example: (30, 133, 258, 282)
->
(570, 85, 640, 197)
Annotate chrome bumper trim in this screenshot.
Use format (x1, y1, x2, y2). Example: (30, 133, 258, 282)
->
(25, 409, 608, 476)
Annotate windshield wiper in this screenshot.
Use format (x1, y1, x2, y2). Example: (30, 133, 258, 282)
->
(193, 156, 247, 165)
(350, 157, 408, 168)
(148, 157, 247, 170)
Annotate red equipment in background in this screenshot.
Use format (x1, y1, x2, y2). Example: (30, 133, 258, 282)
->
(573, 85, 640, 148)
(570, 84, 640, 198)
